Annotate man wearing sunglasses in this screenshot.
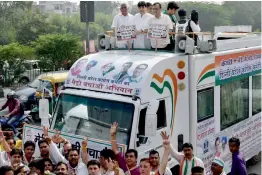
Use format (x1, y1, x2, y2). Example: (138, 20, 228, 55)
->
(111, 3, 134, 48)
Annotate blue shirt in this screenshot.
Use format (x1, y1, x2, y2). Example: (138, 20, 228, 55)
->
(231, 151, 247, 175)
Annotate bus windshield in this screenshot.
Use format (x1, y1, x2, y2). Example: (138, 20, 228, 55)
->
(52, 94, 134, 146)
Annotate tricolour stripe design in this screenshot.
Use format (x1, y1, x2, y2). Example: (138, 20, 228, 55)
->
(150, 69, 178, 134)
(197, 63, 215, 84)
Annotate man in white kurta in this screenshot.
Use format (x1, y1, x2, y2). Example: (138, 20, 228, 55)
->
(146, 2, 173, 49)
(170, 143, 206, 175)
(49, 141, 88, 175)
(133, 1, 153, 49)
(111, 3, 134, 48)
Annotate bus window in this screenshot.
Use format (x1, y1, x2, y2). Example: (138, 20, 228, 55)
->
(252, 75, 261, 115)
(220, 77, 249, 130)
(156, 100, 167, 129)
(138, 99, 167, 132)
(197, 87, 214, 122)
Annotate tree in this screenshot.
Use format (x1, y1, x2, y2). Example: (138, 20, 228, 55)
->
(94, 1, 120, 15)
(222, 1, 261, 31)
(0, 43, 35, 86)
(0, 2, 33, 44)
(33, 34, 84, 71)
(179, 2, 232, 32)
(16, 11, 57, 45)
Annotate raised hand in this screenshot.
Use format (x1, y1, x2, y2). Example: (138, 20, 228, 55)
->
(52, 130, 65, 144)
(106, 158, 119, 171)
(43, 126, 48, 137)
(161, 131, 170, 149)
(82, 137, 88, 148)
(42, 126, 51, 143)
(110, 122, 118, 136)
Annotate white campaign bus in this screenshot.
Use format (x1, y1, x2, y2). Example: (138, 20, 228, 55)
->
(48, 28, 261, 174)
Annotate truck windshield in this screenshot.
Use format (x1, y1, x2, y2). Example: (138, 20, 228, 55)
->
(52, 94, 134, 146)
(37, 80, 53, 92)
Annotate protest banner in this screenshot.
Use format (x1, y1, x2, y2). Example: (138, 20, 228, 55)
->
(147, 24, 168, 40)
(23, 124, 126, 160)
(116, 25, 136, 41)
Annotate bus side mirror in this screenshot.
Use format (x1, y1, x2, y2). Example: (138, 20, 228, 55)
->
(39, 99, 50, 127)
(144, 99, 159, 137)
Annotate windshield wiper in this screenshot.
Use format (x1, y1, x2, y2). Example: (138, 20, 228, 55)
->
(28, 85, 35, 88)
(88, 117, 128, 133)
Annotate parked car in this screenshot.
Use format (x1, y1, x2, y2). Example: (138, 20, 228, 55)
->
(19, 60, 41, 84)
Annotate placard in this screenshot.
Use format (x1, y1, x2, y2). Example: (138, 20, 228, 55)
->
(23, 124, 126, 160)
(147, 24, 168, 39)
(116, 25, 136, 41)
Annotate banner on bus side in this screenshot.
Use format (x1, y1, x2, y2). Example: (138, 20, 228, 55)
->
(196, 114, 261, 174)
(215, 49, 261, 86)
(22, 124, 126, 160)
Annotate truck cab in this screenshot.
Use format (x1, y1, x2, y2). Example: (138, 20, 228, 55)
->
(50, 50, 191, 169)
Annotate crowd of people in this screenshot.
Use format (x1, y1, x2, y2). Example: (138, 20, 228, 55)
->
(111, 1, 201, 50)
(0, 121, 248, 175)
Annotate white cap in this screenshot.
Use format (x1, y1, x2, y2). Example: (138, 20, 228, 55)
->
(212, 157, 225, 167)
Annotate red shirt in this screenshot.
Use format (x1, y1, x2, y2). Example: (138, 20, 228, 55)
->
(1, 99, 21, 116)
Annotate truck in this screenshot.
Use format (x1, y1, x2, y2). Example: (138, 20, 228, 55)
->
(48, 27, 261, 174)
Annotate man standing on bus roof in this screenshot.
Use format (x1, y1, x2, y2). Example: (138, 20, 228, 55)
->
(145, 2, 173, 50)
(169, 142, 206, 175)
(211, 157, 226, 175)
(111, 3, 134, 48)
(229, 137, 247, 175)
(133, 1, 153, 49)
(146, 2, 153, 15)
(162, 2, 179, 24)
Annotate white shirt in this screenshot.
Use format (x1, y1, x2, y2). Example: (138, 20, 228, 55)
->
(133, 12, 153, 48)
(147, 13, 173, 48)
(189, 20, 201, 33)
(101, 168, 125, 175)
(1, 151, 10, 162)
(49, 141, 88, 175)
(111, 13, 134, 48)
(170, 145, 206, 175)
(0, 154, 29, 171)
(151, 167, 172, 175)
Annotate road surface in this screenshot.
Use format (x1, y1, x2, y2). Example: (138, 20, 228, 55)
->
(247, 160, 261, 174)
